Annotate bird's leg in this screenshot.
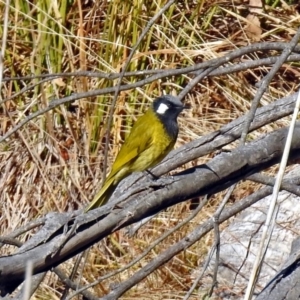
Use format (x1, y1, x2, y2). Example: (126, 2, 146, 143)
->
(145, 169, 159, 180)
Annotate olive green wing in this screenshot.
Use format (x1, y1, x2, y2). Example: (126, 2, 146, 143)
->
(108, 113, 153, 181)
(85, 113, 154, 212)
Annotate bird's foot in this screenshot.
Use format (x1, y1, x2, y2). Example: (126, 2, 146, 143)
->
(145, 169, 159, 180)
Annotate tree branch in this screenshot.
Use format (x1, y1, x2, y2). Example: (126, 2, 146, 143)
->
(1, 122, 300, 295)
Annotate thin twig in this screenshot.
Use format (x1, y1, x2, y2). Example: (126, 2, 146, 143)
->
(209, 185, 236, 297)
(183, 242, 216, 300)
(0, 236, 23, 248)
(54, 267, 98, 300)
(0, 217, 45, 249)
(60, 251, 87, 300)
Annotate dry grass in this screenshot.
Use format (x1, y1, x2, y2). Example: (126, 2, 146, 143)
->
(1, 0, 300, 299)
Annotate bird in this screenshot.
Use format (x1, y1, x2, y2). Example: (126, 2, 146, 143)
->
(85, 95, 186, 212)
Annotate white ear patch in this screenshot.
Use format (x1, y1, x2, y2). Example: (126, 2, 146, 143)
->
(156, 103, 169, 115)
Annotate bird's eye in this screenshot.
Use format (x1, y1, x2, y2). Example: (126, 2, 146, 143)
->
(156, 103, 169, 115)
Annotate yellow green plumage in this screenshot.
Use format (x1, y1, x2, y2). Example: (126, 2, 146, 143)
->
(85, 95, 185, 212)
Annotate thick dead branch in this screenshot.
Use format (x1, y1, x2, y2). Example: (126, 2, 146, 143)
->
(101, 186, 274, 300)
(1, 121, 300, 295)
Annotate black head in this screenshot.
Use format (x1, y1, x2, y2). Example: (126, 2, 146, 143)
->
(152, 95, 185, 140)
(152, 95, 185, 121)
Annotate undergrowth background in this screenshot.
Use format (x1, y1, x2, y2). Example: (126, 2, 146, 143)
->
(1, 0, 300, 299)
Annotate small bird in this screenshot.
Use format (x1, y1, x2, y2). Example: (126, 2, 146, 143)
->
(85, 95, 186, 212)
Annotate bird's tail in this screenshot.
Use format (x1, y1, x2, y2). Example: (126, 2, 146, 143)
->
(84, 176, 116, 212)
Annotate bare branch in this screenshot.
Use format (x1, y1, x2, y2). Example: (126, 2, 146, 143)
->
(1, 122, 300, 295)
(67, 195, 210, 299)
(101, 186, 276, 300)
(1, 43, 300, 142)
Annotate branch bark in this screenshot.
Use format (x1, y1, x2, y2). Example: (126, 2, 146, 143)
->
(1, 121, 300, 295)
